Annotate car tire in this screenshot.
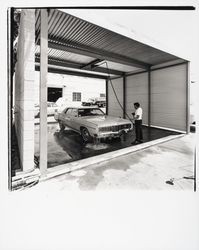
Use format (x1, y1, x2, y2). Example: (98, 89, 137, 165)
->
(59, 121, 65, 131)
(81, 127, 92, 143)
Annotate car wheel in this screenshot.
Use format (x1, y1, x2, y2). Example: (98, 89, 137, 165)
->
(81, 127, 91, 143)
(59, 121, 65, 131)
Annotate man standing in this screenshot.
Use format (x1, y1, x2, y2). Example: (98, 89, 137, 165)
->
(131, 102, 143, 144)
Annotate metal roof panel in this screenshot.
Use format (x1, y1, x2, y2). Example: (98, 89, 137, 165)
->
(35, 9, 187, 76)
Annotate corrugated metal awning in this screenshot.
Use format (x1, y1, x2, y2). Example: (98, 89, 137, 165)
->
(35, 9, 187, 78)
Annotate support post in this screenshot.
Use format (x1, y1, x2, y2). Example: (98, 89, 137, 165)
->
(39, 9, 48, 175)
(123, 75, 126, 119)
(6, 7, 14, 191)
(186, 62, 190, 134)
(106, 78, 109, 115)
(148, 68, 151, 127)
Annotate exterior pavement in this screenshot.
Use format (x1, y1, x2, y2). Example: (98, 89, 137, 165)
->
(34, 132, 196, 191)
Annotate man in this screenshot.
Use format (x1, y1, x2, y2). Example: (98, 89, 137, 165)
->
(131, 102, 143, 144)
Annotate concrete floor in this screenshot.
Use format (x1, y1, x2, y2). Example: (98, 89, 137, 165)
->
(35, 133, 195, 191)
(34, 122, 179, 168)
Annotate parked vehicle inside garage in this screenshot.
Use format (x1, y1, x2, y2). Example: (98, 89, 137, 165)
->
(54, 107, 133, 142)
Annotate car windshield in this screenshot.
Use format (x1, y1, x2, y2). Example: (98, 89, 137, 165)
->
(78, 108, 105, 117)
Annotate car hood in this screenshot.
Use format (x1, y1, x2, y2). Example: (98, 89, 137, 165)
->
(80, 115, 131, 126)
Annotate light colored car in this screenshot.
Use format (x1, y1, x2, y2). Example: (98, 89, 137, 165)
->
(34, 102, 58, 117)
(93, 97, 106, 107)
(82, 97, 106, 107)
(82, 98, 95, 106)
(54, 106, 133, 142)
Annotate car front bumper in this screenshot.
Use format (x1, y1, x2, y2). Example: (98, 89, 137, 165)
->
(95, 128, 132, 139)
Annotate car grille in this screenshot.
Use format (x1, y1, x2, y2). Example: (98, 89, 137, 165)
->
(99, 124, 131, 132)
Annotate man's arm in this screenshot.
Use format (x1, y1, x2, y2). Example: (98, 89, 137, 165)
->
(132, 112, 139, 120)
(134, 115, 140, 120)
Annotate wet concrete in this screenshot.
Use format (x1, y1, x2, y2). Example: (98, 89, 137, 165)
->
(34, 133, 195, 191)
(34, 123, 180, 169)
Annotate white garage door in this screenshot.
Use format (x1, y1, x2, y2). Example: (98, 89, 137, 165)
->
(151, 64, 187, 132)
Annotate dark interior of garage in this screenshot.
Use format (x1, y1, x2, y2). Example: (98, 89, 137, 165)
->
(48, 87, 63, 102)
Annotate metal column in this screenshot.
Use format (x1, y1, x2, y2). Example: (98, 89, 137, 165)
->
(106, 78, 109, 115)
(123, 75, 126, 119)
(186, 62, 190, 134)
(148, 68, 151, 127)
(39, 9, 48, 175)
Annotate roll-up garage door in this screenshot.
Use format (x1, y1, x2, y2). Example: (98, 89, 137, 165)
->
(151, 64, 187, 132)
(108, 78, 123, 118)
(126, 73, 148, 125)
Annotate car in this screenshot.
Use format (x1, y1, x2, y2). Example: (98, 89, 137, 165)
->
(93, 97, 106, 107)
(82, 98, 95, 106)
(34, 102, 58, 117)
(82, 97, 106, 107)
(54, 106, 133, 142)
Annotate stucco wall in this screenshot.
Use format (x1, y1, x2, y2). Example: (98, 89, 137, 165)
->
(14, 9, 35, 171)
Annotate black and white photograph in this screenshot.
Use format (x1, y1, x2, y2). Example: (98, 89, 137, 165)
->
(8, 5, 198, 191)
(1, 1, 199, 250)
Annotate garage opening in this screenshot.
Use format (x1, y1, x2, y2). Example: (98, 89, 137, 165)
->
(48, 87, 63, 102)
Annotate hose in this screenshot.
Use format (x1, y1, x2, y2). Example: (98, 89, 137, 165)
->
(104, 61, 134, 125)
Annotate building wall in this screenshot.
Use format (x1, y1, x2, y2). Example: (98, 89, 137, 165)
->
(34, 72, 106, 105)
(14, 9, 35, 171)
(107, 78, 123, 118)
(151, 64, 187, 131)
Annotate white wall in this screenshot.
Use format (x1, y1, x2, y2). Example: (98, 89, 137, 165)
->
(14, 9, 35, 171)
(151, 64, 187, 132)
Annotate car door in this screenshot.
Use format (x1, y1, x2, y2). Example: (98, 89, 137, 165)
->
(61, 108, 73, 128)
(70, 108, 79, 131)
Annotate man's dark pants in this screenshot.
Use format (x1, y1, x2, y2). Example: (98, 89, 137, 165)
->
(135, 120, 143, 142)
